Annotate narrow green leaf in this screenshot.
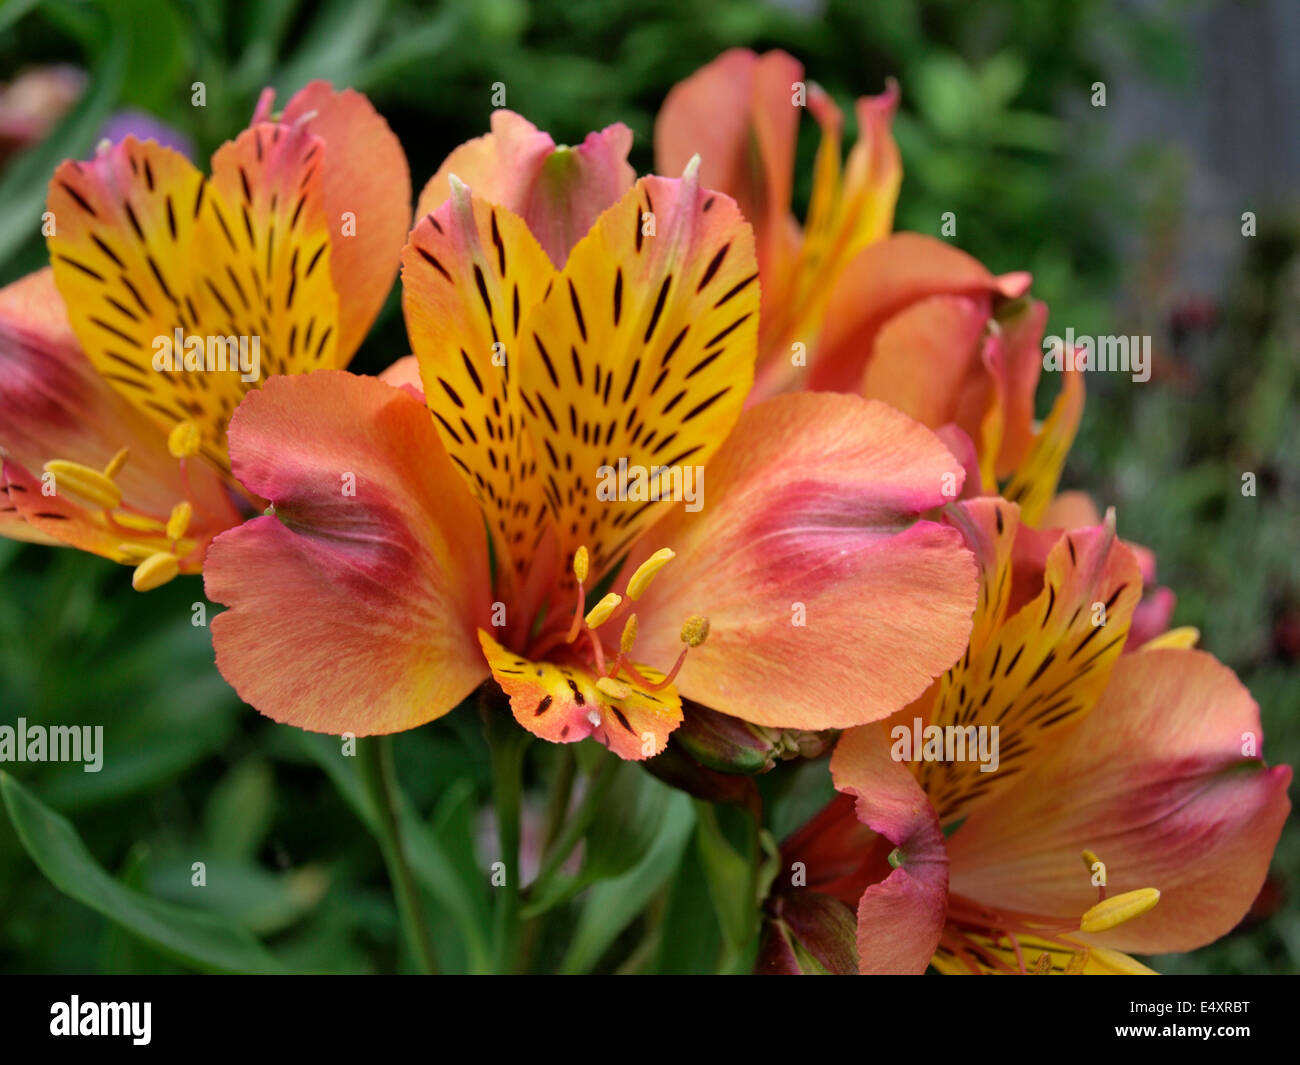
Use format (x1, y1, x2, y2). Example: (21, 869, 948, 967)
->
(1, 772, 285, 973)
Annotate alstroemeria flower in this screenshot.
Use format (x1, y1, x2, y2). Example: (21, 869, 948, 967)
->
(657, 49, 902, 398)
(765, 500, 1291, 973)
(203, 133, 979, 758)
(0, 81, 411, 589)
(655, 49, 1053, 491)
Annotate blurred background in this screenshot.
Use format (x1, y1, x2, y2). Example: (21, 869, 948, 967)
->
(0, 0, 1295, 974)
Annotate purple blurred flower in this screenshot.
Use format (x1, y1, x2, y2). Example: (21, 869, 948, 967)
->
(98, 108, 194, 160)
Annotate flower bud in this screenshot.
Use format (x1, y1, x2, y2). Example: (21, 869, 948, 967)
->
(672, 702, 835, 775)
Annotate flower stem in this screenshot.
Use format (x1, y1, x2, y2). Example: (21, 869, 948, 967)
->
(356, 735, 439, 974)
(482, 691, 529, 972)
(528, 751, 618, 893)
(516, 746, 578, 971)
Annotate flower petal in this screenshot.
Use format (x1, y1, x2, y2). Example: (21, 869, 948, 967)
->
(860, 293, 993, 441)
(401, 182, 557, 588)
(944, 497, 1020, 656)
(917, 516, 1143, 826)
(48, 125, 340, 472)
(205, 371, 490, 734)
(417, 110, 633, 268)
(622, 392, 977, 730)
(478, 630, 681, 760)
(273, 82, 412, 361)
(654, 49, 801, 276)
(832, 723, 949, 974)
(992, 298, 1048, 478)
(376, 353, 423, 398)
(0, 269, 240, 565)
(809, 232, 1006, 392)
(1001, 370, 1084, 526)
(518, 171, 759, 586)
(947, 647, 1292, 955)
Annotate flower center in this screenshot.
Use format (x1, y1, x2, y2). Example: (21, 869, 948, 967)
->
(528, 544, 709, 690)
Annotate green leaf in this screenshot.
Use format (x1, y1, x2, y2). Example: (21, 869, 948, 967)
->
(693, 802, 759, 962)
(651, 837, 722, 974)
(289, 730, 492, 972)
(110, 0, 188, 112)
(272, 0, 390, 96)
(559, 791, 694, 974)
(202, 759, 275, 862)
(147, 857, 328, 936)
(1, 773, 285, 973)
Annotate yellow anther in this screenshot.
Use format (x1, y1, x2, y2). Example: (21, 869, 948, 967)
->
(680, 614, 710, 648)
(1079, 887, 1160, 933)
(1031, 952, 1052, 975)
(573, 545, 589, 584)
(103, 447, 129, 478)
(626, 548, 674, 600)
(131, 551, 180, 592)
(584, 593, 622, 629)
(1063, 949, 1091, 975)
(620, 614, 638, 655)
(1081, 849, 1101, 872)
(166, 501, 193, 541)
(117, 542, 157, 563)
(42, 460, 122, 510)
(168, 419, 201, 459)
(595, 676, 631, 701)
(1082, 849, 1107, 884)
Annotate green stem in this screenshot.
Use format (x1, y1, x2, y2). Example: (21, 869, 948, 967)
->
(538, 746, 577, 854)
(356, 736, 438, 975)
(484, 700, 529, 972)
(528, 752, 618, 894)
(517, 747, 578, 971)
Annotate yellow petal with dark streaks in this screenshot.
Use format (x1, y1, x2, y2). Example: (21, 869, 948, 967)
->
(47, 125, 339, 473)
(917, 515, 1143, 825)
(401, 182, 556, 585)
(517, 171, 759, 586)
(1002, 370, 1084, 526)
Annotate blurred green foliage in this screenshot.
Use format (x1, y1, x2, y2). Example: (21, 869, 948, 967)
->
(0, 0, 1293, 974)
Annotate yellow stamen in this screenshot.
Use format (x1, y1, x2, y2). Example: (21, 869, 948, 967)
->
(626, 548, 674, 601)
(620, 614, 638, 655)
(117, 542, 157, 563)
(572, 545, 590, 584)
(1031, 952, 1052, 975)
(132, 552, 180, 592)
(103, 447, 129, 478)
(1063, 949, 1091, 975)
(595, 676, 631, 701)
(168, 419, 201, 459)
(166, 501, 193, 541)
(584, 593, 622, 629)
(42, 460, 122, 510)
(113, 511, 167, 533)
(680, 614, 710, 647)
(1079, 888, 1160, 933)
